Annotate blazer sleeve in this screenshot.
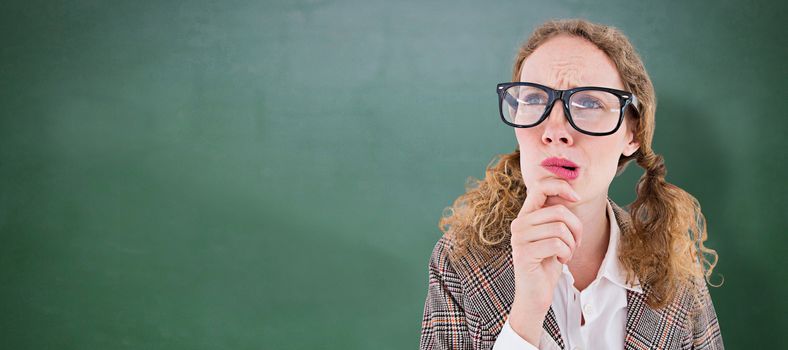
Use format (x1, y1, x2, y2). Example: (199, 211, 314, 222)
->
(420, 236, 474, 350)
(689, 276, 725, 349)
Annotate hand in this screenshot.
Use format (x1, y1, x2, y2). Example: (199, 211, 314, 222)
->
(506, 179, 584, 344)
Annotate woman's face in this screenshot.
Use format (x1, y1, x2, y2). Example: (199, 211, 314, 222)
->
(515, 34, 640, 207)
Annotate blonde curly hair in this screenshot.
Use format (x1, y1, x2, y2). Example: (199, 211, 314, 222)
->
(439, 18, 721, 309)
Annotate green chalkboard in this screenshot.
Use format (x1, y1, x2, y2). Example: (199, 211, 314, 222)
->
(0, 0, 785, 349)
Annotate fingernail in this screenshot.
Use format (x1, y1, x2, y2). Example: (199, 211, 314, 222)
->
(571, 192, 580, 201)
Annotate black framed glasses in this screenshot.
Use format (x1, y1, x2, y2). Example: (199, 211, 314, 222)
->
(496, 82, 639, 136)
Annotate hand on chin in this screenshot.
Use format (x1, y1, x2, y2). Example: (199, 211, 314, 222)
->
(544, 194, 578, 208)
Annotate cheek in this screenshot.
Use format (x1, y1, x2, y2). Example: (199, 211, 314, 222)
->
(514, 128, 532, 145)
(514, 127, 537, 147)
(585, 141, 623, 184)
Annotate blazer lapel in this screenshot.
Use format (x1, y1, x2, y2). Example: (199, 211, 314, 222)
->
(624, 286, 653, 349)
(542, 306, 565, 349)
(623, 283, 689, 349)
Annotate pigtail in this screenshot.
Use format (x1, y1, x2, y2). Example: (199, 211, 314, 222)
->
(623, 150, 722, 309)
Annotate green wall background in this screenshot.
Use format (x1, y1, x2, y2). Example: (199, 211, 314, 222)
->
(1, 0, 785, 349)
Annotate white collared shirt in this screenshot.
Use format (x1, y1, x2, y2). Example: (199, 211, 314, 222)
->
(493, 199, 643, 350)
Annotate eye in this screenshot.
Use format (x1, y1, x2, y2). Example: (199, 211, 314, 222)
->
(520, 93, 547, 105)
(571, 96, 604, 109)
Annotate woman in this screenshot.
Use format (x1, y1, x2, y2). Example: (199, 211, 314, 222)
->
(420, 19, 723, 350)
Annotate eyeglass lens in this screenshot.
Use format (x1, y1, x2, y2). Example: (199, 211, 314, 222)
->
(501, 85, 622, 134)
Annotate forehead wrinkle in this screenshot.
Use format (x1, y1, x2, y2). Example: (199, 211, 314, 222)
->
(519, 36, 625, 90)
(547, 56, 586, 89)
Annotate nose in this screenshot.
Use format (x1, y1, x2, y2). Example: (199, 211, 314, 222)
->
(541, 99, 574, 146)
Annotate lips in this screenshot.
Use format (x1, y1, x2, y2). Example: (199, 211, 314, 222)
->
(541, 157, 580, 180)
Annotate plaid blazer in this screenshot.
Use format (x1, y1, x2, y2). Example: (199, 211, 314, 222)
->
(420, 198, 724, 349)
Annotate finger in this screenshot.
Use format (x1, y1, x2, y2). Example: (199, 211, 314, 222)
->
(527, 237, 573, 264)
(524, 204, 584, 248)
(519, 179, 581, 217)
(520, 222, 577, 255)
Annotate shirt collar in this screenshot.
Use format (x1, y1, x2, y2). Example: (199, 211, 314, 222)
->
(600, 198, 643, 293)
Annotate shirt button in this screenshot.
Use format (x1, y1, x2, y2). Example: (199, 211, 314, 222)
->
(583, 303, 592, 314)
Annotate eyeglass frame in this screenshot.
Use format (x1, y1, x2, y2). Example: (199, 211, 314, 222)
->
(496, 81, 640, 136)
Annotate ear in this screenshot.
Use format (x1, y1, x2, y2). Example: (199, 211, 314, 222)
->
(623, 139, 640, 157)
(622, 125, 640, 157)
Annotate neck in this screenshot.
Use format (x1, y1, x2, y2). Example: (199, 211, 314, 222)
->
(551, 194, 611, 292)
(549, 194, 611, 264)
